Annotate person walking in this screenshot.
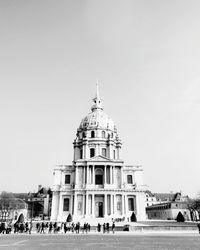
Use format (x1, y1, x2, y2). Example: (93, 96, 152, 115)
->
(106, 223, 110, 233)
(103, 223, 106, 233)
(40, 222, 45, 234)
(112, 222, 115, 234)
(197, 223, 200, 234)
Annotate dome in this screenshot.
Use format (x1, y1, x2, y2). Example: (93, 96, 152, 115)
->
(79, 109, 116, 131)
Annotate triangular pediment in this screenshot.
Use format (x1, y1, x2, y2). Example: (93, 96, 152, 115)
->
(87, 155, 113, 162)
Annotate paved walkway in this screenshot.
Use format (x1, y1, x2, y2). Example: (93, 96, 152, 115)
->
(0, 232, 200, 250)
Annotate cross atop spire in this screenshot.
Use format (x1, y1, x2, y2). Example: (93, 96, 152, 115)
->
(91, 82, 103, 111)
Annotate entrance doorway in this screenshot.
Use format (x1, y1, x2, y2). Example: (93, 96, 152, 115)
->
(95, 202, 103, 217)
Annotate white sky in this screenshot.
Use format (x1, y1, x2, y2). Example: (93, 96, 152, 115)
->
(0, 0, 200, 197)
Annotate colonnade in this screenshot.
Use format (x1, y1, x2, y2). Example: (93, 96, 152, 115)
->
(75, 165, 123, 186)
(73, 193, 133, 218)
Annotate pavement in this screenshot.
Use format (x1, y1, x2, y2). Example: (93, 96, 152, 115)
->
(0, 232, 200, 250)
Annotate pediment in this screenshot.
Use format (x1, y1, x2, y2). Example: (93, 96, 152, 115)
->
(88, 155, 113, 162)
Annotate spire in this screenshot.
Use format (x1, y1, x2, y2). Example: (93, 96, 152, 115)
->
(95, 81, 100, 99)
(91, 82, 103, 111)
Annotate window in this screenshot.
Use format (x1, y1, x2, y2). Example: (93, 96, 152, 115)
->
(63, 198, 70, 211)
(111, 133, 113, 138)
(102, 148, 106, 157)
(91, 131, 95, 138)
(117, 202, 121, 210)
(65, 175, 70, 184)
(127, 175, 133, 184)
(113, 150, 116, 159)
(78, 202, 82, 210)
(128, 198, 134, 211)
(102, 131, 105, 138)
(90, 148, 95, 157)
(80, 149, 83, 159)
(95, 168, 103, 185)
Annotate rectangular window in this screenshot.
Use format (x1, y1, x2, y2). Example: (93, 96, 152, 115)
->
(128, 198, 134, 211)
(127, 175, 133, 184)
(113, 150, 115, 159)
(63, 198, 70, 211)
(80, 149, 83, 159)
(90, 148, 95, 157)
(102, 148, 106, 157)
(65, 175, 71, 184)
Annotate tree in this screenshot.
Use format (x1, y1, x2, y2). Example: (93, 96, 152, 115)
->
(187, 198, 200, 221)
(0, 191, 15, 222)
(176, 212, 185, 222)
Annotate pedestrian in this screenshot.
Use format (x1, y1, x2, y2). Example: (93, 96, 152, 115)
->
(112, 222, 115, 234)
(40, 222, 45, 234)
(197, 223, 200, 234)
(97, 223, 101, 232)
(103, 223, 106, 233)
(29, 222, 32, 234)
(36, 222, 40, 233)
(48, 222, 53, 234)
(106, 223, 110, 233)
(53, 222, 57, 233)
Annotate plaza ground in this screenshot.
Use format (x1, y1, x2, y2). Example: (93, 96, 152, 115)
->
(0, 232, 200, 250)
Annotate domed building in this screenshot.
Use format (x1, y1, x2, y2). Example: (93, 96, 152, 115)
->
(51, 86, 146, 223)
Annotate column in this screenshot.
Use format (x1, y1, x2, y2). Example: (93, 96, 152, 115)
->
(120, 166, 123, 187)
(110, 193, 113, 216)
(83, 144, 86, 159)
(92, 194, 95, 217)
(93, 165, 95, 185)
(113, 195, 116, 215)
(97, 143, 100, 155)
(50, 191, 60, 221)
(104, 165, 107, 184)
(121, 195, 124, 215)
(85, 194, 88, 216)
(87, 165, 89, 185)
(123, 195, 126, 216)
(110, 166, 112, 184)
(104, 194, 107, 217)
(83, 166, 85, 186)
(70, 194, 73, 214)
(58, 194, 63, 217)
(74, 193, 77, 216)
(82, 194, 85, 216)
(113, 167, 115, 185)
(125, 195, 128, 216)
(75, 166, 79, 186)
(111, 166, 113, 184)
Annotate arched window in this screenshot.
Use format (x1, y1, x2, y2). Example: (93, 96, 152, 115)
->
(90, 148, 95, 158)
(91, 131, 95, 138)
(102, 131, 105, 138)
(95, 168, 103, 185)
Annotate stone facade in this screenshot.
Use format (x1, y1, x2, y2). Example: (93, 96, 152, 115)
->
(51, 86, 146, 223)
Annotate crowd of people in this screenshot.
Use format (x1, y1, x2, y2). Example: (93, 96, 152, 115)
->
(0, 221, 115, 234)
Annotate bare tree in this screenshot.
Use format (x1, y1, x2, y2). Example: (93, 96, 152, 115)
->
(0, 191, 15, 222)
(187, 196, 200, 221)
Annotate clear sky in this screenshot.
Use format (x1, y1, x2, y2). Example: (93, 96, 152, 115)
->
(0, 0, 200, 197)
